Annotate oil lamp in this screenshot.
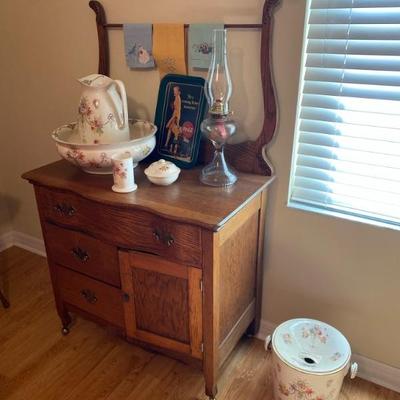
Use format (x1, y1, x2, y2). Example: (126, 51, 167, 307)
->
(200, 29, 238, 187)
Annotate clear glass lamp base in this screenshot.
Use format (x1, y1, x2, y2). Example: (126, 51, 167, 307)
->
(200, 148, 237, 187)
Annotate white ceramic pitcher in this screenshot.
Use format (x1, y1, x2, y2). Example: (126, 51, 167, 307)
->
(77, 74, 129, 144)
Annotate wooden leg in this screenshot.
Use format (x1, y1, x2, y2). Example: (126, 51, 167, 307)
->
(35, 202, 73, 336)
(61, 311, 72, 335)
(0, 289, 10, 308)
(251, 189, 268, 337)
(245, 319, 255, 336)
(205, 383, 218, 400)
(203, 230, 219, 400)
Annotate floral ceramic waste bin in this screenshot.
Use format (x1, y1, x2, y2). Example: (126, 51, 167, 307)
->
(265, 318, 358, 400)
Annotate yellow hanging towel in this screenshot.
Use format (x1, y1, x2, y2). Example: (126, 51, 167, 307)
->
(153, 24, 187, 78)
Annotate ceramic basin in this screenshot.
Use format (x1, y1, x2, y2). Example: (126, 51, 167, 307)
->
(52, 119, 157, 174)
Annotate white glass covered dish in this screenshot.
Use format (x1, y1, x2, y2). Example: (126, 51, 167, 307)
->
(144, 159, 181, 186)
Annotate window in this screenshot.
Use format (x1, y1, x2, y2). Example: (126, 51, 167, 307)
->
(288, 0, 400, 229)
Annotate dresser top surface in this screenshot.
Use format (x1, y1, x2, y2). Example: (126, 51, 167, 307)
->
(23, 160, 274, 230)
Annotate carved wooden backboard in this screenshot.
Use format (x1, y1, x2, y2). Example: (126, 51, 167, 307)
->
(89, 0, 280, 176)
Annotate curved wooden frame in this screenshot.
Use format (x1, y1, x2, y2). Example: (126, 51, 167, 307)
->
(88, 0, 280, 176)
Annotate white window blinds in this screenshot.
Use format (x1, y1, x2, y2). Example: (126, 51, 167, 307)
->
(289, 0, 400, 227)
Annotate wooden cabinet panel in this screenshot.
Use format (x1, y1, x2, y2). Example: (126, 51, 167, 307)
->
(218, 212, 259, 342)
(56, 265, 124, 328)
(45, 223, 120, 287)
(36, 186, 202, 267)
(120, 251, 203, 359)
(133, 268, 190, 343)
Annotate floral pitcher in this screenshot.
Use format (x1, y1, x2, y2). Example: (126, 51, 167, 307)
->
(77, 74, 129, 144)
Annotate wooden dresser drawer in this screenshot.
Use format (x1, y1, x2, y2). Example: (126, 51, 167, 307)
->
(56, 265, 124, 328)
(45, 223, 120, 287)
(36, 186, 202, 267)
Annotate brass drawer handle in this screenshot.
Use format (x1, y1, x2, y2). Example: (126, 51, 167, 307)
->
(71, 247, 89, 262)
(153, 228, 161, 241)
(80, 289, 97, 304)
(53, 203, 76, 217)
(165, 234, 174, 247)
(153, 228, 174, 247)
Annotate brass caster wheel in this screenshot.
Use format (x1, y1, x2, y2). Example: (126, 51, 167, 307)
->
(61, 327, 70, 336)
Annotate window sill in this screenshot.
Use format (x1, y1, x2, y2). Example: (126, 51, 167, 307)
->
(287, 201, 400, 233)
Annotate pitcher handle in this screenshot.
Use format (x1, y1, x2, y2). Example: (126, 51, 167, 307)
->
(114, 80, 128, 130)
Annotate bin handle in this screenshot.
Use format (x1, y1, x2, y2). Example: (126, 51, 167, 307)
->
(265, 335, 272, 352)
(350, 362, 358, 379)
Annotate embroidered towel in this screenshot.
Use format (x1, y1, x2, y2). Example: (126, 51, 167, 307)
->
(153, 24, 186, 77)
(189, 24, 224, 70)
(123, 23, 155, 69)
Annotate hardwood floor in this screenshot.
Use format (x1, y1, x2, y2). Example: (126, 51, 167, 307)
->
(1, 246, 399, 400)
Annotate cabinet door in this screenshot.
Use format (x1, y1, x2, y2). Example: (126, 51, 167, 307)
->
(119, 250, 203, 359)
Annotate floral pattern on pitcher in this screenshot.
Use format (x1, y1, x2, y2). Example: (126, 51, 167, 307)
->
(78, 96, 115, 135)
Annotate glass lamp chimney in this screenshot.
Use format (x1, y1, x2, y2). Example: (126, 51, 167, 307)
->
(206, 29, 232, 116)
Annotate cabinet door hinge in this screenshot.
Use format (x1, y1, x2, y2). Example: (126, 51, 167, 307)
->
(200, 343, 204, 353)
(200, 279, 203, 292)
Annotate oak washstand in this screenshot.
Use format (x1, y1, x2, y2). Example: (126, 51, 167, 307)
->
(23, 160, 274, 398)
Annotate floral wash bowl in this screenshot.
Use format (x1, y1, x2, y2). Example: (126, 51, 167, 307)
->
(52, 119, 157, 174)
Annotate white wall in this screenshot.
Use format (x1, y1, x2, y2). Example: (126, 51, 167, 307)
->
(0, 0, 398, 369)
(264, 0, 400, 369)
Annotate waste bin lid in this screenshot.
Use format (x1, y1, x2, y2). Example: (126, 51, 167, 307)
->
(272, 318, 351, 374)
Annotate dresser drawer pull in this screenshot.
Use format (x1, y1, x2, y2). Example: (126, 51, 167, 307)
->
(80, 289, 97, 304)
(71, 247, 89, 262)
(53, 203, 76, 217)
(165, 234, 174, 247)
(153, 228, 161, 241)
(153, 228, 174, 247)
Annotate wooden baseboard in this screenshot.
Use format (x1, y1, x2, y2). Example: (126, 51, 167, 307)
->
(0, 230, 46, 257)
(256, 319, 400, 393)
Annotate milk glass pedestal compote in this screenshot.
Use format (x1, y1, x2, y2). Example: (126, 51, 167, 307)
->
(200, 29, 238, 187)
